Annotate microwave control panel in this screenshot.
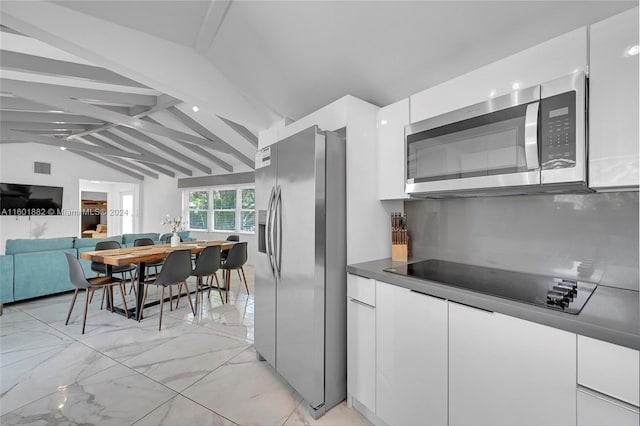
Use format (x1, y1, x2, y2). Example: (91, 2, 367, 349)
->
(539, 91, 576, 170)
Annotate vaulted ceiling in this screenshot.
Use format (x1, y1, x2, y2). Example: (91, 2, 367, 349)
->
(0, 1, 636, 181)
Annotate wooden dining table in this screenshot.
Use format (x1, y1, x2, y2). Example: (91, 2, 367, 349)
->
(80, 240, 237, 321)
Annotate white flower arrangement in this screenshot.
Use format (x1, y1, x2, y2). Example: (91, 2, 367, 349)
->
(161, 215, 183, 233)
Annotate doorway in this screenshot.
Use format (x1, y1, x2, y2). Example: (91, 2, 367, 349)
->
(78, 180, 140, 238)
(80, 191, 107, 238)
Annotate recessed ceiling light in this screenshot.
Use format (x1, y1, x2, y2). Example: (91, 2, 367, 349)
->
(488, 89, 497, 98)
(624, 45, 640, 57)
(60, 146, 67, 150)
(512, 81, 521, 90)
(380, 119, 388, 126)
(192, 106, 200, 112)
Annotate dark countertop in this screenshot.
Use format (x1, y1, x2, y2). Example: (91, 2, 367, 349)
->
(347, 258, 640, 351)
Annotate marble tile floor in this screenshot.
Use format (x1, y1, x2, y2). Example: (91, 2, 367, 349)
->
(0, 265, 371, 426)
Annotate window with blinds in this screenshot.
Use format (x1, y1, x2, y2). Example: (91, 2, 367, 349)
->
(184, 186, 255, 233)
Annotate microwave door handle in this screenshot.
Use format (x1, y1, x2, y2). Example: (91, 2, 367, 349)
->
(524, 102, 540, 170)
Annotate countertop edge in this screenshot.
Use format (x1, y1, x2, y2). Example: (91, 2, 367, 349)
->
(347, 260, 640, 351)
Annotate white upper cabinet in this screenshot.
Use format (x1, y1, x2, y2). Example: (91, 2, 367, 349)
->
(588, 7, 639, 190)
(410, 27, 587, 124)
(377, 98, 410, 200)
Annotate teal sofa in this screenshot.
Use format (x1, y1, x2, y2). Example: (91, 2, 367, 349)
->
(0, 255, 15, 304)
(6, 237, 76, 301)
(1, 232, 192, 305)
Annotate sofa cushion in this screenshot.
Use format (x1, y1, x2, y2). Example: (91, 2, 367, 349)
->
(13, 249, 76, 301)
(122, 233, 160, 245)
(6, 237, 75, 255)
(0, 255, 14, 304)
(74, 236, 122, 248)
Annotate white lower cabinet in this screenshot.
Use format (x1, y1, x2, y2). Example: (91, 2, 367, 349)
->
(346, 274, 376, 414)
(577, 389, 640, 426)
(375, 281, 447, 426)
(577, 335, 640, 407)
(576, 335, 640, 425)
(348, 278, 636, 425)
(448, 301, 577, 426)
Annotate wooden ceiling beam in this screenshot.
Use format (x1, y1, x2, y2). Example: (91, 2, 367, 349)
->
(142, 116, 233, 172)
(0, 110, 103, 124)
(0, 129, 157, 163)
(167, 106, 254, 168)
(117, 127, 212, 175)
(1, 78, 157, 106)
(0, 50, 149, 88)
(70, 150, 144, 180)
(217, 114, 258, 148)
(92, 131, 192, 176)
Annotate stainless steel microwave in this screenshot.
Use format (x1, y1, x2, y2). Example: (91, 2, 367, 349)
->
(405, 72, 590, 197)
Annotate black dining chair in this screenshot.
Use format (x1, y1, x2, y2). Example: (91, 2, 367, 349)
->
(134, 238, 163, 282)
(220, 234, 239, 262)
(91, 240, 137, 299)
(138, 249, 195, 331)
(65, 253, 129, 334)
(186, 245, 223, 312)
(220, 241, 249, 303)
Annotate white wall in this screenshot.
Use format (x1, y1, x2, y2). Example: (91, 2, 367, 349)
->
(140, 174, 182, 235)
(0, 142, 141, 254)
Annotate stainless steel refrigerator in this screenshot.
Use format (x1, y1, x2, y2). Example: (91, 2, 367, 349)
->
(254, 125, 346, 418)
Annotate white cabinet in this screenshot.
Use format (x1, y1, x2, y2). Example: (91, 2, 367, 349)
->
(410, 27, 587, 124)
(577, 335, 640, 407)
(448, 302, 576, 426)
(346, 274, 376, 413)
(375, 281, 447, 426)
(577, 389, 640, 426)
(377, 98, 409, 200)
(589, 7, 639, 189)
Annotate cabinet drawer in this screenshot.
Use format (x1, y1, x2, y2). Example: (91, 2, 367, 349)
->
(347, 274, 375, 306)
(577, 389, 640, 426)
(577, 335, 639, 407)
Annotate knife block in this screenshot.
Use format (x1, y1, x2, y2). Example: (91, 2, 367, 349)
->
(391, 243, 408, 262)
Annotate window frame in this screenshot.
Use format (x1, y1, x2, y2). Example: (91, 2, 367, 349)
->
(186, 189, 210, 231)
(183, 185, 255, 234)
(211, 186, 237, 232)
(238, 185, 256, 233)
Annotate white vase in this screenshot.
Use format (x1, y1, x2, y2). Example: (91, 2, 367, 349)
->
(170, 232, 180, 247)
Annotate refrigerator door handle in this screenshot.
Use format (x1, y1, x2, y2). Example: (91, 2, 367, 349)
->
(266, 186, 276, 277)
(275, 185, 283, 277)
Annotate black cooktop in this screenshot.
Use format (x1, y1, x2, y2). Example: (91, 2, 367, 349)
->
(384, 259, 597, 315)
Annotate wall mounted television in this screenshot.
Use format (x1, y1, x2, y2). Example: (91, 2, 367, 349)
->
(0, 183, 64, 215)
